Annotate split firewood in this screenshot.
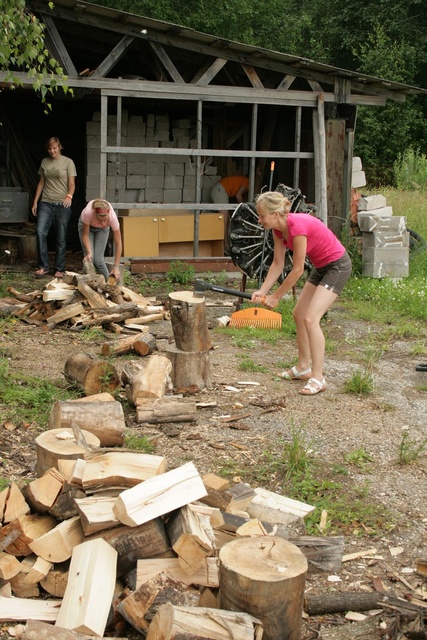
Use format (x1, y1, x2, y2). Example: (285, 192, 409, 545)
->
(0, 594, 61, 621)
(113, 462, 208, 528)
(0, 551, 21, 580)
(48, 399, 126, 447)
(167, 505, 216, 574)
(202, 474, 230, 492)
(136, 557, 219, 589)
(42, 289, 75, 302)
(20, 555, 53, 586)
(35, 427, 101, 477)
(246, 487, 315, 525)
(9, 555, 51, 598)
(101, 332, 156, 357)
(189, 502, 224, 529)
(2, 482, 30, 523)
(124, 313, 163, 324)
(199, 487, 233, 511)
(39, 562, 69, 598)
(74, 495, 119, 536)
(63, 352, 121, 396)
(69, 392, 116, 403)
(55, 538, 117, 637)
(76, 280, 110, 309)
(29, 515, 84, 563)
(6, 287, 41, 302)
(146, 604, 264, 640)
(226, 482, 256, 513)
(85, 519, 173, 576)
(118, 573, 200, 634)
(77, 303, 141, 327)
(47, 302, 86, 326)
(121, 286, 150, 306)
(80, 451, 167, 492)
(47, 484, 87, 522)
(136, 398, 197, 424)
(0, 514, 58, 556)
(168, 291, 212, 352)
(25, 620, 128, 640)
(21, 468, 65, 513)
(126, 354, 172, 405)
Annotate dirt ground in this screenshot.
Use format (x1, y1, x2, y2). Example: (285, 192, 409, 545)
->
(1, 256, 426, 639)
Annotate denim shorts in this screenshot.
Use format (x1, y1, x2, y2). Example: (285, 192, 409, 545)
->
(307, 251, 352, 295)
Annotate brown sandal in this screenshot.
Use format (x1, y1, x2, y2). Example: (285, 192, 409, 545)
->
(35, 267, 49, 277)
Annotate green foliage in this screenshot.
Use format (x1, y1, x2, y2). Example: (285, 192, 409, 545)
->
(343, 369, 374, 396)
(237, 355, 268, 373)
(166, 260, 195, 286)
(344, 447, 374, 468)
(1, 0, 71, 106)
(0, 478, 9, 491)
(397, 430, 427, 465)
(394, 148, 427, 190)
(124, 431, 155, 453)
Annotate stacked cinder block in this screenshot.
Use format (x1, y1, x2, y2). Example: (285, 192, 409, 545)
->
(85, 112, 220, 204)
(357, 194, 409, 278)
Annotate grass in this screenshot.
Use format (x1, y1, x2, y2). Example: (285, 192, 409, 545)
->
(124, 431, 156, 453)
(343, 369, 375, 395)
(397, 430, 427, 465)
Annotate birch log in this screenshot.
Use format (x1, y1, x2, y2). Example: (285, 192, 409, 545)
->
(48, 399, 126, 446)
(127, 354, 172, 405)
(63, 352, 121, 396)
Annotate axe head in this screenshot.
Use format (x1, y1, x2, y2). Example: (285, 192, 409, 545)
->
(193, 279, 208, 298)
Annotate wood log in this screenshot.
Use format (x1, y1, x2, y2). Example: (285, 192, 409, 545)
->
(69, 392, 116, 403)
(0, 551, 21, 580)
(76, 280, 110, 308)
(81, 451, 166, 492)
(304, 592, 393, 615)
(166, 344, 212, 390)
(146, 604, 264, 640)
(6, 287, 41, 302)
(101, 332, 154, 357)
(136, 398, 197, 424)
(35, 428, 101, 477)
(20, 555, 53, 586)
(126, 354, 172, 405)
(121, 286, 150, 305)
(86, 518, 173, 576)
(29, 515, 84, 563)
(74, 495, 119, 536)
(48, 399, 125, 446)
(0, 595, 61, 622)
(167, 505, 216, 574)
(25, 620, 128, 640)
(47, 485, 86, 522)
(47, 302, 85, 326)
(113, 462, 208, 528)
(55, 538, 117, 637)
(63, 352, 121, 396)
(118, 573, 200, 634)
(0, 514, 57, 556)
(2, 482, 30, 523)
(246, 487, 315, 525)
(219, 536, 307, 640)
(137, 557, 219, 589)
(79, 303, 141, 328)
(168, 291, 212, 352)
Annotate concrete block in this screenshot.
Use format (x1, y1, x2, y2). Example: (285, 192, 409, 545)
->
(87, 162, 101, 176)
(145, 163, 165, 176)
(86, 121, 100, 135)
(107, 161, 127, 176)
(182, 188, 196, 201)
(146, 114, 155, 127)
(362, 230, 409, 248)
(107, 176, 126, 190)
(117, 189, 139, 202)
(129, 115, 144, 124)
(175, 137, 190, 147)
(146, 175, 165, 189)
(358, 195, 387, 211)
(127, 175, 146, 189)
(163, 189, 183, 202)
(172, 118, 192, 128)
(126, 154, 148, 163)
(352, 156, 363, 172)
(145, 189, 164, 202)
(184, 176, 196, 189)
(204, 165, 218, 175)
(91, 112, 101, 121)
(153, 131, 170, 142)
(362, 261, 409, 278)
(85, 176, 101, 190)
(189, 139, 198, 148)
(172, 128, 189, 137)
(352, 170, 366, 188)
(362, 246, 409, 264)
(127, 136, 147, 147)
(358, 213, 406, 233)
(127, 123, 146, 137)
(128, 162, 147, 175)
(164, 175, 184, 189)
(165, 163, 185, 177)
(87, 135, 100, 149)
(160, 141, 175, 148)
(203, 175, 221, 188)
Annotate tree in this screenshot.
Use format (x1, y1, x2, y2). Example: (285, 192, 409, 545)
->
(0, 0, 70, 108)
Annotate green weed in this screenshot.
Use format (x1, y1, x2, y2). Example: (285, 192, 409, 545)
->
(394, 148, 427, 191)
(237, 355, 268, 373)
(344, 447, 374, 468)
(166, 260, 195, 286)
(80, 326, 105, 341)
(124, 431, 155, 453)
(0, 478, 9, 491)
(397, 430, 427, 465)
(343, 369, 374, 395)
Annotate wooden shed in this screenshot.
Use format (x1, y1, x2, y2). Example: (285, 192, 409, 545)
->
(1, 0, 426, 264)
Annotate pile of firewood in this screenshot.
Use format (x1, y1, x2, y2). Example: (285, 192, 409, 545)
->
(3, 272, 169, 331)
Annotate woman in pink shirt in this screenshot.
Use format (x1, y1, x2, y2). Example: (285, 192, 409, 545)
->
(78, 199, 122, 281)
(252, 191, 352, 395)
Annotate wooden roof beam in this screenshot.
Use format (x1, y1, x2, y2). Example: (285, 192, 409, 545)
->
(191, 58, 228, 86)
(147, 41, 185, 83)
(42, 16, 78, 76)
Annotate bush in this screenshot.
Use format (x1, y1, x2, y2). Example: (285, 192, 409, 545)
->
(394, 148, 427, 190)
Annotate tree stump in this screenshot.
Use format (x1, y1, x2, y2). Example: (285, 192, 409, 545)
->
(168, 291, 212, 352)
(35, 428, 100, 477)
(63, 352, 121, 396)
(48, 400, 126, 447)
(219, 536, 307, 640)
(165, 344, 212, 390)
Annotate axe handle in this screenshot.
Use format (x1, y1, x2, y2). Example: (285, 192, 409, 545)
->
(195, 282, 253, 300)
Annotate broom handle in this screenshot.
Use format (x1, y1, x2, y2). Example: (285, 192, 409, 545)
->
(258, 161, 275, 290)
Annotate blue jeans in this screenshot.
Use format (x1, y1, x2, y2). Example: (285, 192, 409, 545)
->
(78, 219, 110, 280)
(36, 202, 71, 272)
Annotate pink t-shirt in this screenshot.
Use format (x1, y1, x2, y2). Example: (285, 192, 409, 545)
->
(80, 200, 120, 231)
(274, 213, 345, 268)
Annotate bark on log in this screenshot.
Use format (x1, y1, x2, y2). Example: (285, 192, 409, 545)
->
(136, 398, 197, 424)
(304, 592, 392, 615)
(219, 536, 307, 640)
(168, 291, 212, 352)
(35, 428, 100, 477)
(63, 352, 121, 396)
(166, 344, 212, 390)
(126, 354, 172, 405)
(101, 333, 156, 357)
(48, 399, 126, 447)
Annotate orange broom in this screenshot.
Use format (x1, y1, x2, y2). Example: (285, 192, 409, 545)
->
(193, 280, 282, 329)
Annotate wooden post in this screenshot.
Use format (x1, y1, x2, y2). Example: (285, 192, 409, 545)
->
(219, 536, 307, 640)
